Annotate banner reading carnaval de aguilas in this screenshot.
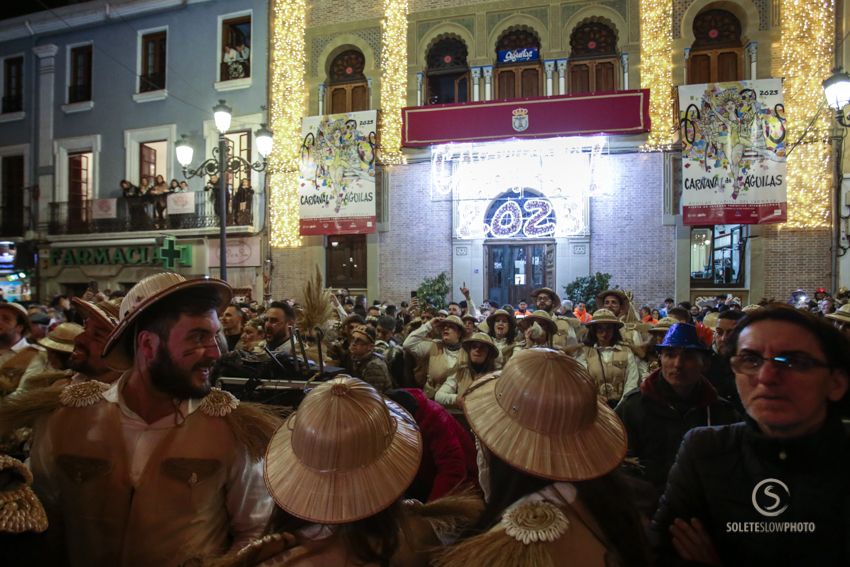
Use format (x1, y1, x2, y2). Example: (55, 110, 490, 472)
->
(299, 110, 377, 235)
(678, 78, 786, 225)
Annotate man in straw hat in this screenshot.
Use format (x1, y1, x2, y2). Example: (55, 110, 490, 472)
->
(530, 287, 579, 347)
(616, 323, 739, 498)
(346, 324, 392, 392)
(596, 288, 644, 345)
(826, 302, 850, 338)
(7, 322, 84, 394)
(24, 272, 279, 567)
(435, 348, 650, 566)
(66, 296, 123, 384)
(0, 302, 47, 397)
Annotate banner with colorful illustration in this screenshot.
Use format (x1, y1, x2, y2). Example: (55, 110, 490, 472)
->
(299, 110, 377, 235)
(678, 78, 786, 225)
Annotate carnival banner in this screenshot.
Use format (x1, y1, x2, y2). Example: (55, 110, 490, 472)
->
(679, 78, 786, 225)
(166, 191, 195, 215)
(299, 110, 377, 235)
(91, 198, 117, 219)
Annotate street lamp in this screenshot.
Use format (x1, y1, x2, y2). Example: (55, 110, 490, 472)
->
(822, 70, 850, 291)
(176, 100, 273, 281)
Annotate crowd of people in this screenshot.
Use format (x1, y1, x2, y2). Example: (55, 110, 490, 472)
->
(0, 276, 848, 566)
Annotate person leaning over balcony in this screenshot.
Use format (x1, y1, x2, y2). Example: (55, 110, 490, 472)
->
(652, 305, 850, 566)
(121, 179, 149, 228)
(233, 178, 254, 225)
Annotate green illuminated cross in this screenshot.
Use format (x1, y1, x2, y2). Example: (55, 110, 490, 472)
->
(156, 236, 192, 269)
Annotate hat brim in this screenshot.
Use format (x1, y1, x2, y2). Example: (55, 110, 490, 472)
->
(530, 288, 562, 306)
(264, 398, 422, 524)
(434, 318, 465, 334)
(585, 318, 624, 329)
(517, 316, 557, 336)
(596, 290, 630, 310)
(37, 336, 75, 353)
(72, 297, 118, 330)
(463, 375, 627, 481)
(826, 311, 850, 323)
(462, 338, 499, 358)
(101, 278, 232, 366)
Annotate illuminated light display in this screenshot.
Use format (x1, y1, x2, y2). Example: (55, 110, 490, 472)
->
(639, 0, 674, 151)
(268, 0, 306, 248)
(379, 0, 407, 165)
(781, 0, 833, 228)
(433, 137, 608, 239)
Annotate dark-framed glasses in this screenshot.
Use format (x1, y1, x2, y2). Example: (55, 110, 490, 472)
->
(730, 352, 830, 375)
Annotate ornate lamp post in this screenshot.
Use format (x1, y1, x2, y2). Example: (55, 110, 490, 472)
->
(175, 100, 273, 281)
(822, 70, 850, 291)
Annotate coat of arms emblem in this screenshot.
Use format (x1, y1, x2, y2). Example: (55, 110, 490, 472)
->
(512, 108, 529, 132)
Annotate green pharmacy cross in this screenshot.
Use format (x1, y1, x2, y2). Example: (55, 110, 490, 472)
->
(156, 236, 192, 269)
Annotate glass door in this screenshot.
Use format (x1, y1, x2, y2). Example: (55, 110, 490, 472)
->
(486, 242, 555, 307)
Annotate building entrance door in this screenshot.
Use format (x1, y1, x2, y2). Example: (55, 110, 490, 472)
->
(485, 242, 555, 307)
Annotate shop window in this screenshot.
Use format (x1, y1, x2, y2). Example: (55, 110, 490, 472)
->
(68, 44, 92, 103)
(2, 56, 23, 113)
(326, 234, 367, 288)
(220, 15, 251, 81)
(690, 224, 745, 287)
(495, 27, 542, 99)
(140, 30, 167, 92)
(568, 21, 619, 94)
(327, 49, 368, 114)
(688, 9, 743, 84)
(1, 154, 24, 236)
(426, 36, 470, 104)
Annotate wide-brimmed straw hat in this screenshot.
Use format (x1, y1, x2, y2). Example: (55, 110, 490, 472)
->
(585, 309, 624, 328)
(826, 303, 850, 324)
(434, 314, 465, 334)
(462, 332, 499, 358)
(37, 322, 84, 353)
(649, 316, 679, 334)
(350, 325, 376, 344)
(462, 348, 627, 481)
(461, 313, 478, 323)
(72, 297, 119, 330)
(530, 287, 561, 306)
(264, 376, 422, 524)
(596, 289, 630, 311)
(102, 272, 232, 367)
(516, 310, 558, 336)
(0, 302, 28, 324)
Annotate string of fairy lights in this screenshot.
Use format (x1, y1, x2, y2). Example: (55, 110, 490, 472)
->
(379, 0, 408, 165)
(781, 0, 834, 229)
(639, 0, 674, 151)
(268, 0, 306, 248)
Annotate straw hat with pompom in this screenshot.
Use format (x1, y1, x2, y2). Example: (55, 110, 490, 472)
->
(264, 375, 422, 524)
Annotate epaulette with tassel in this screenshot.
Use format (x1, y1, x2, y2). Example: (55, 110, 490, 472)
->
(59, 380, 111, 408)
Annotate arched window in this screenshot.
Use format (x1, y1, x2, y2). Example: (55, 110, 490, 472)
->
(327, 49, 369, 114)
(495, 27, 542, 99)
(568, 20, 620, 94)
(688, 9, 744, 84)
(426, 36, 470, 104)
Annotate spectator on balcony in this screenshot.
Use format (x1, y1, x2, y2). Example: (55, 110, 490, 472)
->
(205, 174, 231, 223)
(169, 178, 180, 192)
(150, 174, 169, 226)
(121, 179, 149, 228)
(178, 180, 189, 191)
(233, 178, 253, 225)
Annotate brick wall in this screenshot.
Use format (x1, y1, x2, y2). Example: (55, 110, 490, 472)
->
(761, 226, 832, 302)
(378, 161, 453, 303)
(589, 151, 676, 308)
(269, 239, 325, 301)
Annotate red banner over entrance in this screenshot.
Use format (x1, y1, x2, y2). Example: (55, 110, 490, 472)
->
(402, 90, 650, 147)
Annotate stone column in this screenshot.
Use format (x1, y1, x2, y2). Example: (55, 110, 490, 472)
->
(318, 83, 326, 115)
(544, 60, 555, 96)
(747, 41, 758, 79)
(557, 59, 567, 95)
(620, 52, 629, 89)
(483, 65, 493, 100)
(33, 44, 58, 226)
(471, 67, 481, 101)
(367, 77, 373, 109)
(683, 48, 690, 85)
(416, 72, 424, 106)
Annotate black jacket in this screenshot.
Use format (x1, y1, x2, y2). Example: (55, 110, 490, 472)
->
(652, 414, 850, 566)
(616, 370, 741, 493)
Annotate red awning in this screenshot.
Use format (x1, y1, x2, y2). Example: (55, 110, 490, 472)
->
(402, 89, 650, 147)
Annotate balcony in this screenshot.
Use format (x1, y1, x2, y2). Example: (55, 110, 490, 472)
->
(1, 95, 22, 114)
(47, 192, 261, 236)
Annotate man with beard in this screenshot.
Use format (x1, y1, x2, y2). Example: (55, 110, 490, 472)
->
(23, 272, 278, 567)
(529, 287, 578, 348)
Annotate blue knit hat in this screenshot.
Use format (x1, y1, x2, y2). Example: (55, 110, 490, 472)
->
(657, 323, 709, 350)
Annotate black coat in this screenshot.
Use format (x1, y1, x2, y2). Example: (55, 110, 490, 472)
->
(652, 414, 850, 566)
(616, 370, 741, 494)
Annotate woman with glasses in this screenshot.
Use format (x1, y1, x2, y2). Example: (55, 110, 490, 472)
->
(653, 305, 850, 566)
